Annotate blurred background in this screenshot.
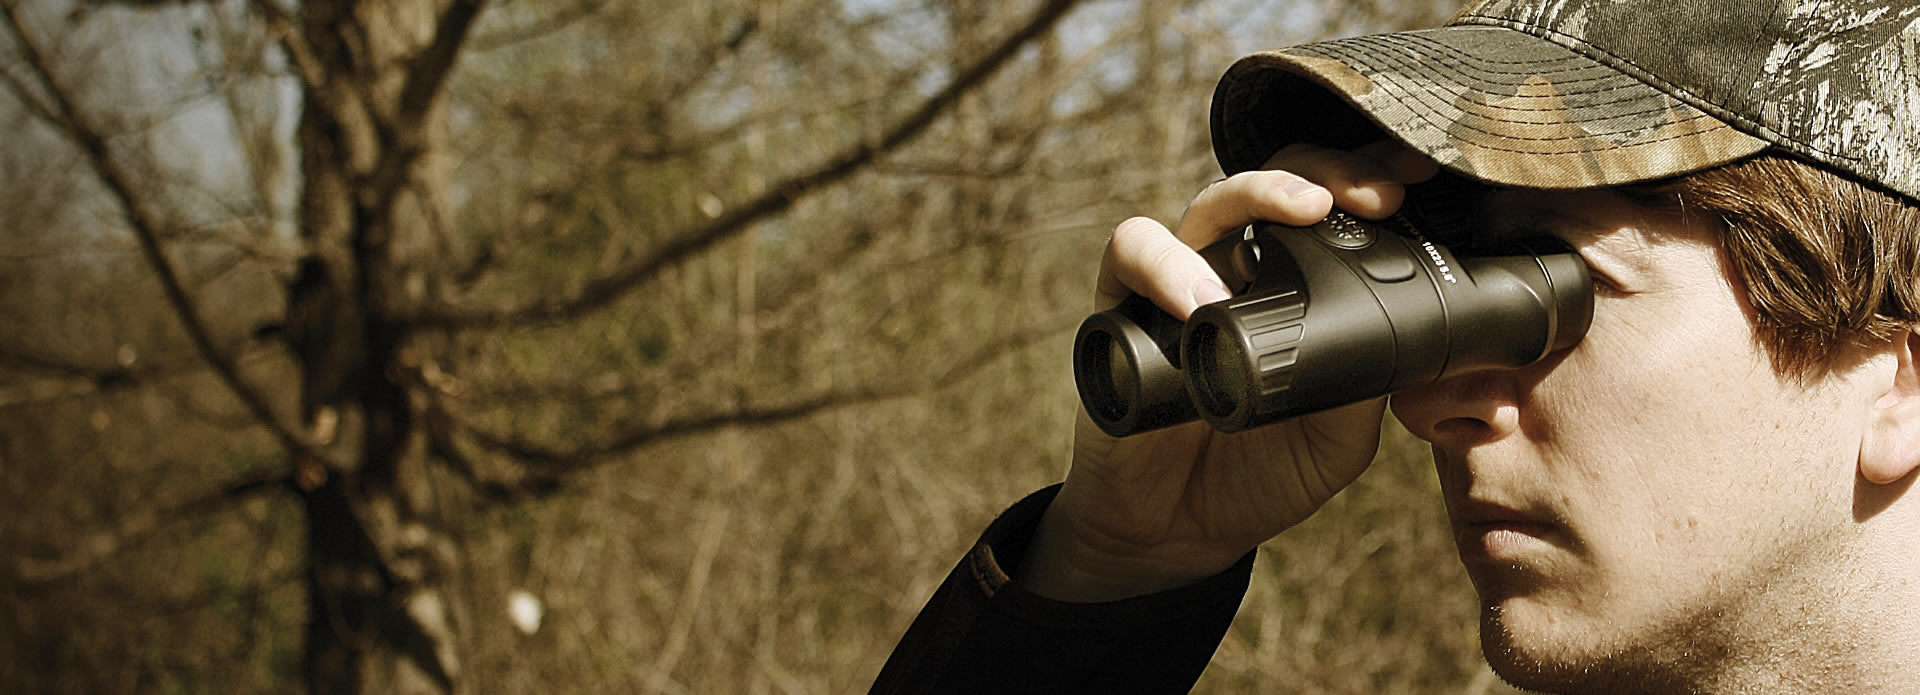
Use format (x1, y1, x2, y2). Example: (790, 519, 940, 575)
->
(0, 0, 1528, 692)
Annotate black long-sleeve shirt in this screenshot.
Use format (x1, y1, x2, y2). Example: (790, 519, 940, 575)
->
(870, 485, 1256, 694)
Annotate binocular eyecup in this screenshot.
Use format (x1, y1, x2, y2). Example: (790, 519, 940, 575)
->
(1073, 212, 1593, 437)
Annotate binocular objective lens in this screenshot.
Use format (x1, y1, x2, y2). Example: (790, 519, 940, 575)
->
(1187, 322, 1247, 419)
(1106, 338, 1137, 419)
(1076, 330, 1136, 423)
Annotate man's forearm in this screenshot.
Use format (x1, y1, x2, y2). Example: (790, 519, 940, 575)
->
(870, 485, 1255, 694)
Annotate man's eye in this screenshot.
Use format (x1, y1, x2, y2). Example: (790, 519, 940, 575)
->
(1586, 265, 1627, 296)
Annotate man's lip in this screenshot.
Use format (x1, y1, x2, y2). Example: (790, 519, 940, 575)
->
(1453, 498, 1566, 563)
(1455, 498, 1552, 527)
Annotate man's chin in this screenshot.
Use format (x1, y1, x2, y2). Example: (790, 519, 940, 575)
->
(1477, 603, 1615, 694)
(1462, 556, 1674, 692)
(1476, 602, 1684, 695)
(1479, 612, 1581, 693)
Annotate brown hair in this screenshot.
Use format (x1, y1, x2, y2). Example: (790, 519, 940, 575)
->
(1647, 153, 1920, 378)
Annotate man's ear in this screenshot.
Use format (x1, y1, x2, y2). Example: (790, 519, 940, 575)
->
(1861, 328, 1920, 485)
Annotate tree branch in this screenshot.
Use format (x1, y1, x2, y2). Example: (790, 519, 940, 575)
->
(422, 400, 560, 503)
(7, 470, 294, 589)
(249, 0, 367, 152)
(0, 337, 291, 412)
(360, 0, 488, 220)
(466, 0, 609, 52)
(441, 316, 1076, 501)
(0, 4, 315, 456)
(397, 0, 487, 128)
(0, 345, 142, 390)
(408, 0, 1084, 329)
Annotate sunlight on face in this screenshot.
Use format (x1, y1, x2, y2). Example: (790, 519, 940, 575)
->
(1389, 188, 1889, 693)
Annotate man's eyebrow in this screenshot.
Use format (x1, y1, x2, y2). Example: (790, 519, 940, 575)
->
(1614, 182, 1685, 210)
(1469, 188, 1548, 243)
(1469, 191, 1643, 264)
(1538, 205, 1669, 279)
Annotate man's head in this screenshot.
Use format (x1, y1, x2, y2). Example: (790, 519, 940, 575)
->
(1644, 153, 1920, 377)
(1208, 0, 1920, 378)
(1386, 173, 1919, 694)
(1211, 0, 1920, 691)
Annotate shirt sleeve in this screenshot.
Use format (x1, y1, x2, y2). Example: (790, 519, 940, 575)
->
(868, 484, 1256, 694)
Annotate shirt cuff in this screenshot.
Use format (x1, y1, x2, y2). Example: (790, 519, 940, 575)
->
(966, 484, 1258, 628)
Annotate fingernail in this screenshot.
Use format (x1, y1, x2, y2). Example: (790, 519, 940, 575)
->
(1284, 178, 1325, 198)
(1192, 278, 1232, 307)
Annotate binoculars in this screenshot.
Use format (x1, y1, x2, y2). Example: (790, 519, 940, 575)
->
(1073, 210, 1594, 437)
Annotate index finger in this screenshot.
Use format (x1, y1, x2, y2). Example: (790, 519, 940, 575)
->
(1174, 170, 1334, 248)
(1093, 216, 1234, 318)
(1176, 141, 1442, 247)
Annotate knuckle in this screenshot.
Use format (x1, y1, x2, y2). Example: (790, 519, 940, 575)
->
(1261, 142, 1341, 172)
(1109, 217, 1161, 255)
(1108, 218, 1175, 270)
(1140, 237, 1188, 272)
(1261, 143, 1388, 185)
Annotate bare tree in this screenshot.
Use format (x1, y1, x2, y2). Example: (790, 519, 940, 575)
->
(1, 0, 1095, 692)
(0, 0, 1500, 693)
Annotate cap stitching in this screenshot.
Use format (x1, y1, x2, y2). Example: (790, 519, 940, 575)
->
(1342, 43, 1710, 127)
(1317, 34, 1692, 114)
(1455, 12, 1859, 163)
(1310, 40, 1732, 148)
(1226, 64, 1737, 163)
(1331, 33, 1627, 91)
(1365, 74, 1736, 156)
(1379, 33, 1665, 100)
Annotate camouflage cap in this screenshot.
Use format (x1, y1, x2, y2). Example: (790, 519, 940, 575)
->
(1210, 0, 1920, 204)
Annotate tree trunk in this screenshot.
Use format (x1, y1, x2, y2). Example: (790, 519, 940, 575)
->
(292, 0, 463, 692)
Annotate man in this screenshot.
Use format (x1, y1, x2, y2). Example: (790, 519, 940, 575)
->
(872, 0, 1920, 692)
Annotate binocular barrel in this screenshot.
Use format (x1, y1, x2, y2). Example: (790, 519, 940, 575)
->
(1073, 212, 1593, 437)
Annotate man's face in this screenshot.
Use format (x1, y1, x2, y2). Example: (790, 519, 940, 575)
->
(1388, 188, 1889, 692)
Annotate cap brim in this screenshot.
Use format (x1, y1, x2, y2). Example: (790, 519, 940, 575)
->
(1211, 25, 1769, 187)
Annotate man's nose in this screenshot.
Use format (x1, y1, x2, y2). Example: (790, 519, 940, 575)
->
(1389, 368, 1525, 448)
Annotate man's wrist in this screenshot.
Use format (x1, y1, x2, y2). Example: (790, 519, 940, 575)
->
(1013, 501, 1220, 603)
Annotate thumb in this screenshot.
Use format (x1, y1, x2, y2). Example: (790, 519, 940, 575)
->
(1096, 216, 1234, 320)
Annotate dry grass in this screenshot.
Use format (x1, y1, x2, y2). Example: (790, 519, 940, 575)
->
(0, 0, 1523, 690)
(0, 199, 1528, 695)
(449, 336, 1527, 693)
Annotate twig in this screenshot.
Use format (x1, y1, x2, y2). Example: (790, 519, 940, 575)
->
(361, 0, 489, 219)
(447, 316, 1076, 498)
(408, 0, 1085, 329)
(642, 506, 731, 695)
(8, 471, 294, 588)
(0, 5, 315, 457)
(248, 0, 368, 151)
(466, 0, 608, 52)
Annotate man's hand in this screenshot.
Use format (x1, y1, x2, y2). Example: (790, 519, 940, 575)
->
(1018, 142, 1439, 602)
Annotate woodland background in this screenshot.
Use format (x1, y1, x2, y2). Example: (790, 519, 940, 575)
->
(0, 0, 1529, 692)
